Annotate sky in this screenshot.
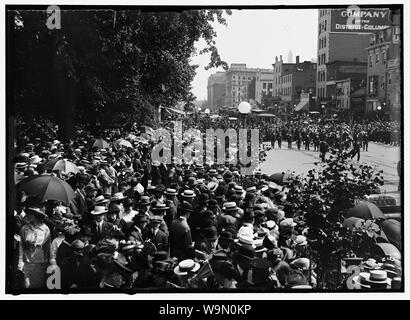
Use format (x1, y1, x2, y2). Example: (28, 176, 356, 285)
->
(190, 9, 319, 101)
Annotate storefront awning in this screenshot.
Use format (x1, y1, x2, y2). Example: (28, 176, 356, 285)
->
(295, 100, 308, 112)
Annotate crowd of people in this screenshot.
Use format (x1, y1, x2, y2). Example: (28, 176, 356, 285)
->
(10, 113, 401, 291)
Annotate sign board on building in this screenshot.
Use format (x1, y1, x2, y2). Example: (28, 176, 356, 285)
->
(330, 7, 391, 33)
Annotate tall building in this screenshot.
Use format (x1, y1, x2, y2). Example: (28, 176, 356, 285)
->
(366, 10, 401, 120)
(272, 55, 317, 113)
(225, 64, 273, 109)
(316, 8, 391, 106)
(207, 72, 226, 112)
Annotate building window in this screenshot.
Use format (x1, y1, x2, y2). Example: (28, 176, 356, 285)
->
(324, 20, 327, 31)
(368, 55, 373, 67)
(382, 51, 386, 64)
(375, 53, 379, 64)
(263, 83, 267, 89)
(381, 75, 385, 90)
(388, 73, 392, 84)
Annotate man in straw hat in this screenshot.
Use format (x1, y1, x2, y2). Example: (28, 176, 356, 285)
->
(89, 206, 113, 244)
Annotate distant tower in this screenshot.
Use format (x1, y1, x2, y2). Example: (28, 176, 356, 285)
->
(288, 50, 293, 63)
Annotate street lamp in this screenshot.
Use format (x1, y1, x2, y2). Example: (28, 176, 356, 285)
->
(204, 108, 210, 115)
(377, 105, 382, 120)
(238, 101, 251, 128)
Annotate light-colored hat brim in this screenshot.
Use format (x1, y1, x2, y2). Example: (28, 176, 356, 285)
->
(173, 262, 200, 276)
(91, 210, 108, 215)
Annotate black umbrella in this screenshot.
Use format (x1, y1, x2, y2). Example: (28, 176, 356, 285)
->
(346, 201, 385, 220)
(18, 174, 76, 205)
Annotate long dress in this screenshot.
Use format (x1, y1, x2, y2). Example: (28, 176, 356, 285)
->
(19, 223, 51, 288)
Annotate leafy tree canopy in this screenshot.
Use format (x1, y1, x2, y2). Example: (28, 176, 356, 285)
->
(10, 8, 231, 139)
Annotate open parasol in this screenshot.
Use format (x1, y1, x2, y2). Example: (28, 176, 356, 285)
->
(42, 158, 79, 174)
(18, 174, 76, 205)
(92, 139, 110, 149)
(346, 201, 385, 220)
(115, 139, 133, 148)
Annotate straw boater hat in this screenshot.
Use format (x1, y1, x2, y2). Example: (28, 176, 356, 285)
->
(152, 203, 169, 212)
(164, 188, 178, 196)
(366, 270, 391, 288)
(91, 206, 108, 215)
(173, 259, 200, 276)
(246, 186, 257, 193)
(181, 189, 195, 198)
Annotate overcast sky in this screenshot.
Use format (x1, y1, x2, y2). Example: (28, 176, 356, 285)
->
(190, 9, 319, 100)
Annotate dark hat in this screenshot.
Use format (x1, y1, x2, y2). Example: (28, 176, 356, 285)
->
(153, 251, 171, 262)
(208, 199, 218, 208)
(201, 226, 218, 241)
(212, 250, 228, 261)
(133, 214, 148, 224)
(224, 227, 238, 239)
(219, 230, 234, 242)
(198, 193, 210, 204)
(108, 203, 121, 213)
(150, 215, 163, 224)
(187, 177, 197, 186)
(237, 245, 255, 261)
(180, 201, 194, 213)
(153, 261, 171, 273)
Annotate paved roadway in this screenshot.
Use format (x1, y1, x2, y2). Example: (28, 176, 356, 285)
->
(259, 142, 400, 193)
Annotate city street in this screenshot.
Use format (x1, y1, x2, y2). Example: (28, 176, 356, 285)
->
(260, 142, 400, 192)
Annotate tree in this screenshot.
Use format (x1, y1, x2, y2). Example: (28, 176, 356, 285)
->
(9, 9, 231, 140)
(286, 147, 383, 288)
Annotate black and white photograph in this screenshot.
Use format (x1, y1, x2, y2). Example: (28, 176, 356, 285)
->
(5, 3, 403, 295)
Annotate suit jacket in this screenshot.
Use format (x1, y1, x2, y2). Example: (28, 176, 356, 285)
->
(90, 221, 115, 244)
(56, 241, 75, 289)
(149, 229, 168, 252)
(129, 226, 145, 244)
(169, 217, 193, 260)
(70, 189, 87, 217)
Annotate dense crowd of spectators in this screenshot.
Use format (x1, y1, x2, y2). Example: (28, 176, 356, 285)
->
(10, 113, 401, 291)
